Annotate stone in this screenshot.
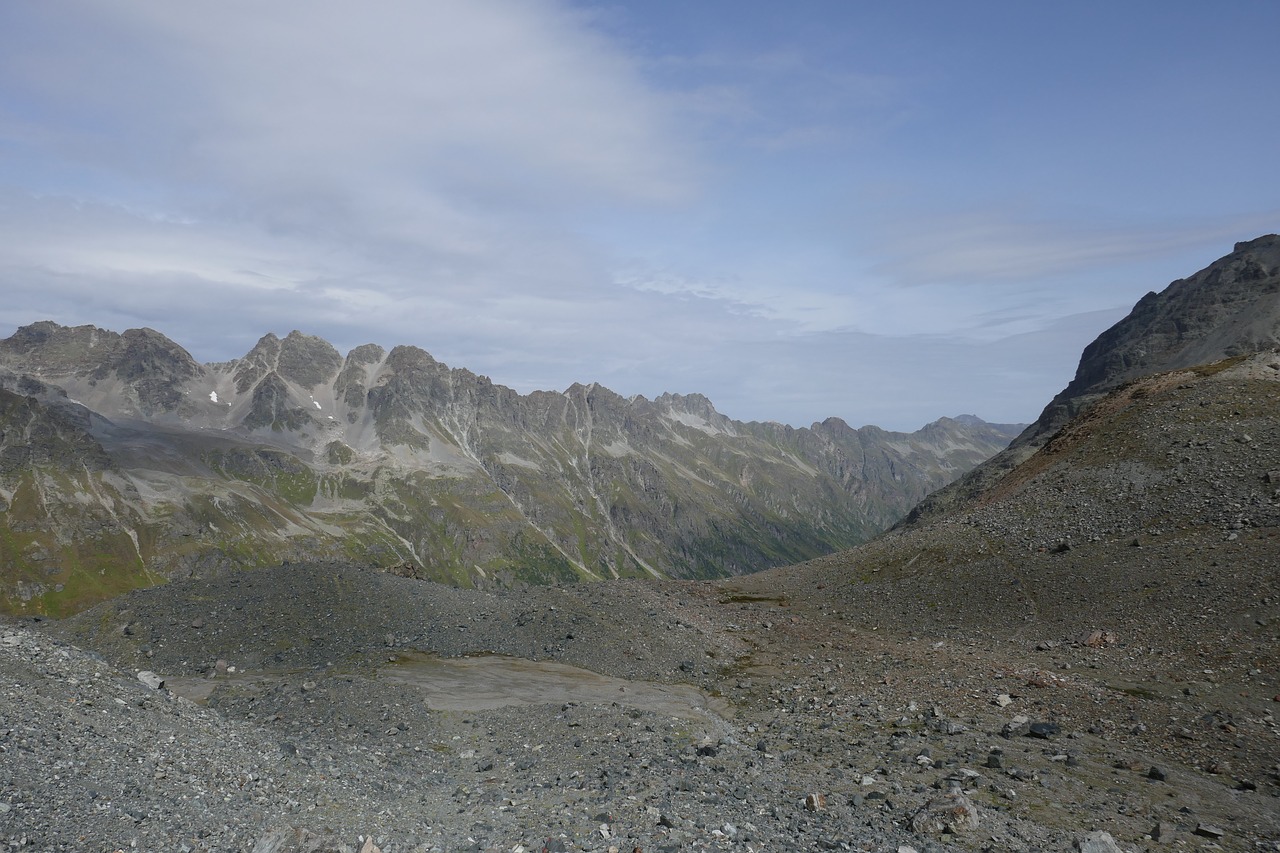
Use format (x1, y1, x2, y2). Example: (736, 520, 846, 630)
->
(1080, 629, 1104, 646)
(1026, 670, 1059, 688)
(137, 670, 165, 690)
(804, 793, 826, 812)
(1001, 715, 1031, 738)
(930, 717, 967, 735)
(1193, 823, 1226, 839)
(1028, 721, 1060, 739)
(994, 693, 1013, 707)
(1147, 766, 1167, 781)
(909, 791, 980, 834)
(1075, 830, 1125, 852)
(1151, 821, 1176, 843)
(1076, 629, 1117, 647)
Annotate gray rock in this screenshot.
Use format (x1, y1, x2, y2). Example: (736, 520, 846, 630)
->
(137, 670, 164, 690)
(1076, 830, 1126, 852)
(1028, 721, 1060, 739)
(1001, 715, 1031, 738)
(910, 791, 980, 834)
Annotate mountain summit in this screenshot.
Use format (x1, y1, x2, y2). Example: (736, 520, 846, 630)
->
(903, 234, 1280, 525)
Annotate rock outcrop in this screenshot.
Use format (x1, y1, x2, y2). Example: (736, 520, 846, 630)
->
(902, 234, 1280, 525)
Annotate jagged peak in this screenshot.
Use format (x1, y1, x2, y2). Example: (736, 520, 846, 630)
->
(5, 320, 115, 349)
(818, 415, 850, 431)
(344, 343, 386, 365)
(1234, 233, 1280, 253)
(233, 333, 283, 393)
(385, 344, 440, 366)
(1055, 234, 1280, 410)
(1, 322, 125, 366)
(655, 391, 718, 415)
(245, 331, 282, 355)
(898, 234, 1280, 530)
(276, 330, 342, 388)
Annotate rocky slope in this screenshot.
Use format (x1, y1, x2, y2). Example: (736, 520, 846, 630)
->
(0, 322, 1020, 614)
(904, 234, 1280, 525)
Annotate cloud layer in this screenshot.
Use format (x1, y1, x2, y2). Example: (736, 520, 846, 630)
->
(1, 1, 1277, 429)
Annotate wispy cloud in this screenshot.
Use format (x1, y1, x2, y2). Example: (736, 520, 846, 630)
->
(860, 211, 1280, 287)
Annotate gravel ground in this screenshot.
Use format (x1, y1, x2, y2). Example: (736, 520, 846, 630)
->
(4, 357, 1278, 852)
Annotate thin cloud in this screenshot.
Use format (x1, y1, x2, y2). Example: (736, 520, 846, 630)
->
(860, 211, 1280, 287)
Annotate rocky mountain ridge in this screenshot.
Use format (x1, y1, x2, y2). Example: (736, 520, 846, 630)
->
(903, 233, 1280, 526)
(0, 322, 1021, 614)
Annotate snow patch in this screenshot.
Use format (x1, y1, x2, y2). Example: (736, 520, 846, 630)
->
(209, 391, 219, 403)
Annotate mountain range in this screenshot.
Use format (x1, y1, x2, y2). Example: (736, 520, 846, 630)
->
(0, 320, 1021, 614)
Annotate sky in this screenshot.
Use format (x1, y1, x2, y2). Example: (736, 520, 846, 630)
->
(1, 1, 1277, 431)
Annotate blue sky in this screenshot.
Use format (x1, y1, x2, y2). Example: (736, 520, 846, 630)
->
(1, 1, 1276, 430)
